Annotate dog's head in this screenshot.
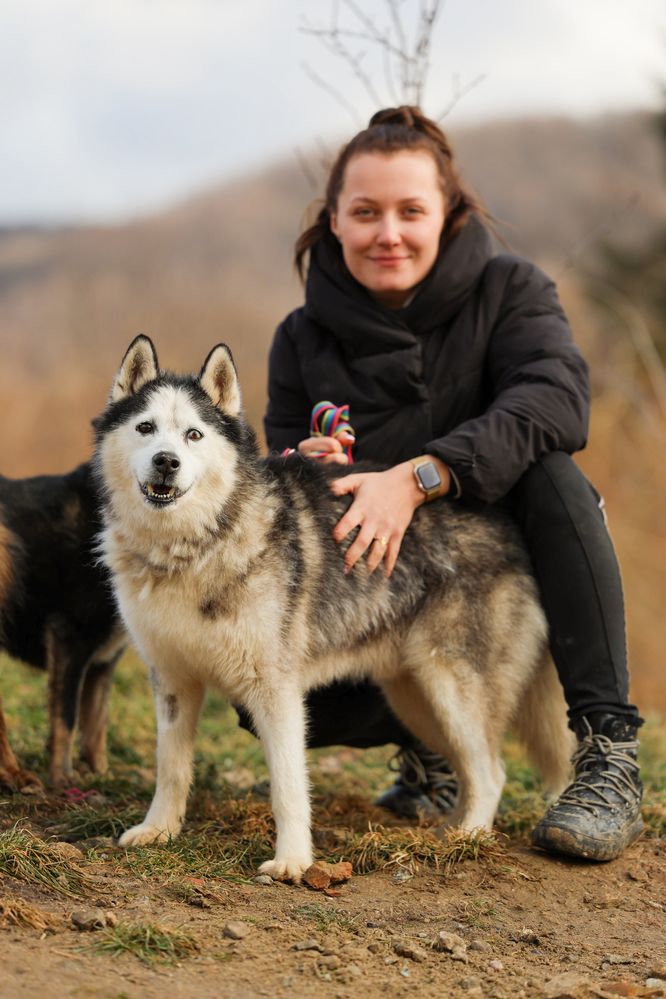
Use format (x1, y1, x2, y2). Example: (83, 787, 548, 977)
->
(94, 336, 255, 530)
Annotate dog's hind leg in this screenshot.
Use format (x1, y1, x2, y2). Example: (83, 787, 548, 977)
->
(246, 682, 313, 883)
(382, 665, 505, 832)
(120, 673, 205, 847)
(0, 693, 43, 791)
(78, 643, 124, 774)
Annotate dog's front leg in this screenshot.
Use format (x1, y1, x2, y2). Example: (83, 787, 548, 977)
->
(248, 684, 313, 882)
(119, 673, 205, 848)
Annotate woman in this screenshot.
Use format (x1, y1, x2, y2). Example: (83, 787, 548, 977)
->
(249, 106, 644, 861)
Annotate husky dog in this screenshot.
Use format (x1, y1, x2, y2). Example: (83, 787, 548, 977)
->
(0, 463, 125, 787)
(95, 335, 572, 881)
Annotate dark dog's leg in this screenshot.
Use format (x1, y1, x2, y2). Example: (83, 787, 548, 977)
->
(78, 650, 123, 774)
(0, 693, 42, 791)
(45, 619, 91, 785)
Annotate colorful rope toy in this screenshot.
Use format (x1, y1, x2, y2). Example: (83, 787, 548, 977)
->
(310, 400, 355, 463)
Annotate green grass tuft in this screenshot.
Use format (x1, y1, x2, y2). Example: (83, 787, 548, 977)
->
(92, 921, 200, 965)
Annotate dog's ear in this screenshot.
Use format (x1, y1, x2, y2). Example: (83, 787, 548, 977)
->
(111, 335, 160, 402)
(199, 344, 241, 416)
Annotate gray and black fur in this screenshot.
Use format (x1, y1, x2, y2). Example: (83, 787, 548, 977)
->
(96, 336, 573, 880)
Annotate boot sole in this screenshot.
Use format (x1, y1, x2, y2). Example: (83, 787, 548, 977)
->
(531, 814, 644, 862)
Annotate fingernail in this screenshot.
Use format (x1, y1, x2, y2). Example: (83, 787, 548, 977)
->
(343, 563, 351, 575)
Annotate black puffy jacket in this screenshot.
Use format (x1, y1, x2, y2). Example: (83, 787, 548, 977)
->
(264, 215, 590, 503)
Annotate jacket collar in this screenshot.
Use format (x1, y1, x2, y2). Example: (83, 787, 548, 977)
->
(305, 214, 494, 358)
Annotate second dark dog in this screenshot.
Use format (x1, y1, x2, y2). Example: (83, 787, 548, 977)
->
(0, 462, 124, 787)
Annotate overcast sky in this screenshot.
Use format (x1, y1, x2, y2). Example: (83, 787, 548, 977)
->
(2, 0, 663, 224)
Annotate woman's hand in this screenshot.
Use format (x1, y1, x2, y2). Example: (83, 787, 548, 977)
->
(298, 433, 354, 465)
(329, 458, 450, 577)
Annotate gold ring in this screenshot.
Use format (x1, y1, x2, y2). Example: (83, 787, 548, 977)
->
(375, 536, 388, 548)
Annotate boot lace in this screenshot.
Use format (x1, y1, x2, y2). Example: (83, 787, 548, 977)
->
(556, 733, 641, 815)
(389, 745, 459, 810)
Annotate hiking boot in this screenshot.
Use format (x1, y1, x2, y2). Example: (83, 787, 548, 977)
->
(531, 713, 644, 861)
(375, 743, 459, 820)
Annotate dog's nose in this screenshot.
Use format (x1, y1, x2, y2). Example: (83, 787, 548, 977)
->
(152, 451, 181, 473)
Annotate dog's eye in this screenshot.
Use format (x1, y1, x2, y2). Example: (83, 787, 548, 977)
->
(136, 421, 154, 435)
(187, 429, 203, 442)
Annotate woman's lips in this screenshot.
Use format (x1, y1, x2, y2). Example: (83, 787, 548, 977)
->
(369, 256, 409, 267)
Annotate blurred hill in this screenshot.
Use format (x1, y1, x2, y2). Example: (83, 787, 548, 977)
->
(0, 108, 664, 708)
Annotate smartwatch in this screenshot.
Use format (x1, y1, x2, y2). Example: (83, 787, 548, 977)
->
(409, 457, 445, 502)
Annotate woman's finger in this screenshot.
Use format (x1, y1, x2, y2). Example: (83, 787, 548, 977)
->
(343, 522, 377, 573)
(329, 474, 360, 496)
(366, 535, 390, 575)
(298, 435, 342, 456)
(384, 534, 403, 578)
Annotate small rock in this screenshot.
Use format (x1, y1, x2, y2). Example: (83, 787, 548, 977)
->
(543, 971, 596, 999)
(384, 956, 399, 965)
(366, 920, 384, 929)
(625, 866, 649, 882)
(646, 979, 666, 989)
(460, 977, 483, 991)
(469, 939, 492, 952)
(347, 964, 363, 978)
(399, 967, 411, 978)
(104, 911, 118, 928)
(394, 942, 427, 963)
(367, 943, 383, 954)
(650, 968, 666, 980)
(488, 959, 504, 972)
(253, 875, 274, 886)
(517, 928, 540, 945)
(602, 955, 633, 966)
(302, 860, 353, 891)
(434, 930, 468, 963)
(53, 842, 84, 861)
(223, 921, 252, 940)
(392, 868, 413, 883)
(71, 908, 108, 932)
(292, 938, 322, 952)
(318, 955, 341, 970)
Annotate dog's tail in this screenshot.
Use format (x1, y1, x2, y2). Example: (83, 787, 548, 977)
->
(514, 654, 574, 796)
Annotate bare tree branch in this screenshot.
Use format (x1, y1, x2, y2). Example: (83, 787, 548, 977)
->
(300, 60, 363, 127)
(436, 72, 486, 120)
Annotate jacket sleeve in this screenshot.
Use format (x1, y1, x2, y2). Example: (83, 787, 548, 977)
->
(426, 258, 590, 503)
(263, 316, 312, 452)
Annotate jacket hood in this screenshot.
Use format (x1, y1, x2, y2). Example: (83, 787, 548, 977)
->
(304, 213, 495, 359)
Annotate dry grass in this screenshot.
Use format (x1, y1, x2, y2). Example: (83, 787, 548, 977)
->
(341, 824, 506, 876)
(0, 897, 61, 931)
(0, 826, 107, 899)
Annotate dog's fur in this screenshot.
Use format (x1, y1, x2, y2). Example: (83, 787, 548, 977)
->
(94, 335, 573, 880)
(0, 463, 125, 787)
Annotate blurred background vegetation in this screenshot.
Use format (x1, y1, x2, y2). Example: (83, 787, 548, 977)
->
(0, 105, 664, 710)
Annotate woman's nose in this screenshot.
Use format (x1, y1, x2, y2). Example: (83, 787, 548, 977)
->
(376, 216, 401, 246)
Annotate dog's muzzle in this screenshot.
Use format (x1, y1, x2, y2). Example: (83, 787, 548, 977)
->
(141, 451, 184, 506)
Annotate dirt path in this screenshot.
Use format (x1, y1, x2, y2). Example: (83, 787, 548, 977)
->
(2, 837, 665, 999)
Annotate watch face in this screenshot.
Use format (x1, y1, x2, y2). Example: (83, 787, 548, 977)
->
(417, 461, 441, 491)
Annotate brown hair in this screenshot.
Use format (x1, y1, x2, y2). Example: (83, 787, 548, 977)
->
(295, 105, 485, 280)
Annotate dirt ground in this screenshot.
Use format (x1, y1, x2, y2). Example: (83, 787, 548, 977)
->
(2, 829, 665, 999)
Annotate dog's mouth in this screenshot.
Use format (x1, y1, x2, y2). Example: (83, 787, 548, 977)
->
(140, 482, 184, 506)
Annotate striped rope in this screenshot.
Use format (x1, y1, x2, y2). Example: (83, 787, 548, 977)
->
(310, 401, 355, 463)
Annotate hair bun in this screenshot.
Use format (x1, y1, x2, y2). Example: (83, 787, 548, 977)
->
(369, 106, 420, 130)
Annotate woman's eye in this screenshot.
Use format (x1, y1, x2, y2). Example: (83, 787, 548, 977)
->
(187, 429, 203, 442)
(404, 206, 424, 216)
(136, 422, 154, 435)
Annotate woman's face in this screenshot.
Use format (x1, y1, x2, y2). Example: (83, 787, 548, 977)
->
(330, 150, 446, 309)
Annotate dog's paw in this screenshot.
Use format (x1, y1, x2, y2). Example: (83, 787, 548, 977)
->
(259, 855, 313, 884)
(0, 765, 44, 794)
(118, 823, 173, 848)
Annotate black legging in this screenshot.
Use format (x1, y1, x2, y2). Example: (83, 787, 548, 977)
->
(237, 452, 641, 748)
